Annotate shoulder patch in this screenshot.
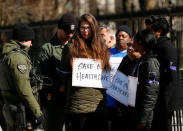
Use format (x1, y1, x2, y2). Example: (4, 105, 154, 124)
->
(17, 64, 27, 73)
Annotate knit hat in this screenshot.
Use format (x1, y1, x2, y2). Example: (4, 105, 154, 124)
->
(116, 25, 132, 38)
(13, 23, 35, 42)
(58, 13, 77, 34)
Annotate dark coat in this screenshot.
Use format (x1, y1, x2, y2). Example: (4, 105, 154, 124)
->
(36, 34, 66, 103)
(156, 36, 181, 111)
(151, 36, 182, 131)
(118, 51, 160, 131)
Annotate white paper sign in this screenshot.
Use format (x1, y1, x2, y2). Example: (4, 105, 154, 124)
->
(128, 76, 138, 107)
(106, 71, 129, 106)
(109, 57, 123, 81)
(72, 58, 111, 88)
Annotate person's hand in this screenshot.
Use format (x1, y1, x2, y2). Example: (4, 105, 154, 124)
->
(127, 48, 141, 61)
(127, 48, 136, 61)
(34, 114, 45, 127)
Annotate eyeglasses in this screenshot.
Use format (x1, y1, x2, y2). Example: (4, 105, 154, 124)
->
(80, 26, 91, 31)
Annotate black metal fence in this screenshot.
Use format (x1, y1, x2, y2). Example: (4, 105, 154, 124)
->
(174, 69, 183, 131)
(172, 109, 183, 131)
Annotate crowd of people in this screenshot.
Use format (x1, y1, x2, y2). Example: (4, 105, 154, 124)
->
(0, 12, 182, 131)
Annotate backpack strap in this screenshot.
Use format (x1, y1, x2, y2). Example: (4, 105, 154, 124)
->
(2, 48, 31, 63)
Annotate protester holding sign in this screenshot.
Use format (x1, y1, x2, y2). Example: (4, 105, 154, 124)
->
(60, 13, 111, 131)
(107, 25, 133, 131)
(117, 29, 160, 131)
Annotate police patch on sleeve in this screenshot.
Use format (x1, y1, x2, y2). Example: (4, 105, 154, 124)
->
(17, 64, 27, 73)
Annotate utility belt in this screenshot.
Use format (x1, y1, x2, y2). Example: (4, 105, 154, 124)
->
(3, 103, 36, 130)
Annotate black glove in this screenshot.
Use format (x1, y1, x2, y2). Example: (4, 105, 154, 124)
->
(34, 114, 45, 127)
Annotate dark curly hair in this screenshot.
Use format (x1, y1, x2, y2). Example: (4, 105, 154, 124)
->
(151, 17, 169, 36)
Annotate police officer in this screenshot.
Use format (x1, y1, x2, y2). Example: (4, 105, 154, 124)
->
(36, 13, 77, 131)
(0, 23, 43, 131)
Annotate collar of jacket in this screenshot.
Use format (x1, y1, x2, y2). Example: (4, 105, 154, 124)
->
(2, 40, 27, 55)
(15, 40, 30, 53)
(141, 50, 157, 60)
(2, 40, 31, 61)
(50, 33, 73, 47)
(49, 33, 63, 46)
(157, 36, 170, 44)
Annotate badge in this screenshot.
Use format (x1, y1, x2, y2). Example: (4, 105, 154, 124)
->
(17, 64, 27, 73)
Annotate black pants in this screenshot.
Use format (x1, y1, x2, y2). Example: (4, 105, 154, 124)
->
(151, 105, 172, 131)
(106, 107, 124, 131)
(65, 113, 108, 131)
(0, 94, 7, 131)
(45, 100, 65, 131)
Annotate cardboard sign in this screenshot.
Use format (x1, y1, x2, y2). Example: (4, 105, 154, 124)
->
(107, 71, 129, 106)
(107, 70, 138, 107)
(72, 58, 111, 88)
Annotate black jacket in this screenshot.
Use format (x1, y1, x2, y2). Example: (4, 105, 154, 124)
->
(151, 36, 182, 131)
(118, 52, 160, 131)
(156, 36, 181, 111)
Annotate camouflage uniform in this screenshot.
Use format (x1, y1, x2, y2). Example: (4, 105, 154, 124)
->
(36, 34, 66, 131)
(0, 40, 42, 131)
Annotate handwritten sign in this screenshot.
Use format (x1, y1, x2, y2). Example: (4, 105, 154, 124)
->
(106, 71, 129, 106)
(72, 58, 111, 88)
(107, 70, 138, 107)
(109, 57, 123, 81)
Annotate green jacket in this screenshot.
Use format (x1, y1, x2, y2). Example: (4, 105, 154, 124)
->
(60, 44, 107, 114)
(36, 34, 65, 94)
(0, 40, 42, 118)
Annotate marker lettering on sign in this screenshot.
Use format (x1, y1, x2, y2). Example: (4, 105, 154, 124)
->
(112, 84, 128, 97)
(97, 64, 101, 69)
(76, 72, 100, 81)
(78, 63, 94, 70)
(115, 77, 125, 86)
(76, 72, 109, 81)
